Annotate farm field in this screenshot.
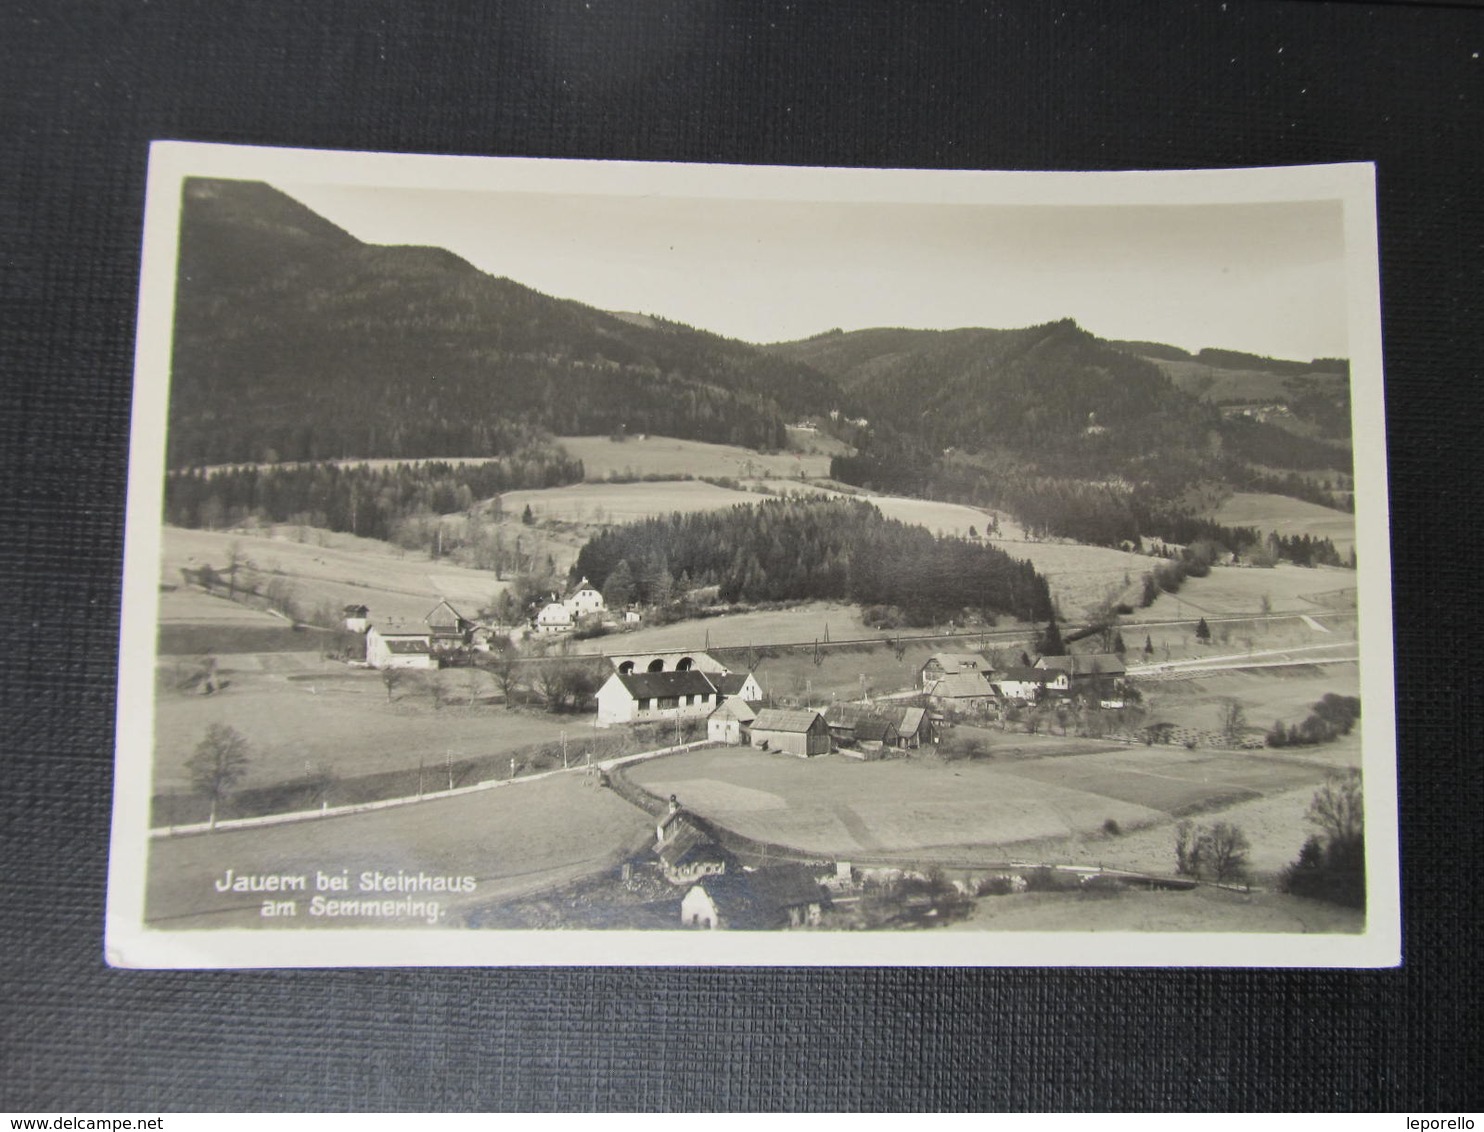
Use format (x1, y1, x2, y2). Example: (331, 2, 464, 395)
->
(567, 601, 878, 655)
(1136, 662, 1361, 745)
(153, 658, 581, 792)
(160, 525, 501, 625)
(556, 434, 833, 480)
(500, 480, 761, 525)
(947, 885, 1363, 934)
(158, 586, 288, 626)
(144, 772, 650, 929)
(626, 743, 1335, 861)
(1208, 492, 1356, 556)
(1137, 562, 1357, 619)
(1037, 754, 1362, 881)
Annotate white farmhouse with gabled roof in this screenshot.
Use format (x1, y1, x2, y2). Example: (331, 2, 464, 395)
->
(563, 577, 605, 618)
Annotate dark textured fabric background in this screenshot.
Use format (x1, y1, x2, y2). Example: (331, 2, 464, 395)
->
(2, 0, 1480, 1112)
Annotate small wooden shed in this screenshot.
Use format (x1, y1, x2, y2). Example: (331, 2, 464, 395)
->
(749, 708, 831, 757)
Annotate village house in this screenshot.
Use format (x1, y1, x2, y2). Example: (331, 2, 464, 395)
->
(562, 577, 605, 619)
(364, 625, 435, 670)
(595, 669, 719, 727)
(342, 604, 369, 633)
(711, 671, 764, 703)
(749, 708, 831, 757)
(1035, 653, 1127, 693)
(680, 866, 831, 930)
(923, 670, 997, 712)
(707, 698, 757, 745)
(424, 599, 476, 652)
(533, 599, 573, 635)
(918, 652, 991, 690)
(653, 801, 736, 887)
(992, 666, 1067, 703)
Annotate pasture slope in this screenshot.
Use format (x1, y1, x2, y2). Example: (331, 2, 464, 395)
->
(626, 741, 1341, 872)
(1208, 491, 1357, 557)
(160, 524, 501, 624)
(152, 657, 580, 793)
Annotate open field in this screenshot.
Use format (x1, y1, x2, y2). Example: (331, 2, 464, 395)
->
(947, 885, 1363, 933)
(160, 525, 501, 626)
(627, 742, 1336, 861)
(1034, 753, 1361, 881)
(1208, 492, 1356, 556)
(145, 772, 650, 929)
(1138, 562, 1357, 619)
(1137, 662, 1361, 747)
(501, 480, 761, 525)
(556, 434, 833, 480)
(567, 601, 878, 655)
(784, 426, 854, 457)
(153, 657, 582, 791)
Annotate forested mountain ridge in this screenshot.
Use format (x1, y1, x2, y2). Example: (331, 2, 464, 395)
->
(168, 178, 1352, 554)
(167, 179, 840, 467)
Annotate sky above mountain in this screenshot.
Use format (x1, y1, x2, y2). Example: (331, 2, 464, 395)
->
(283, 181, 1349, 361)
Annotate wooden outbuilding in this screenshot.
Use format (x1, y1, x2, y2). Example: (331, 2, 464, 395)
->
(749, 708, 831, 757)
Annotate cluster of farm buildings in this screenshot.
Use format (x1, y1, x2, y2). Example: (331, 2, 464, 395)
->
(350, 577, 631, 669)
(346, 590, 1132, 757)
(337, 595, 1147, 930)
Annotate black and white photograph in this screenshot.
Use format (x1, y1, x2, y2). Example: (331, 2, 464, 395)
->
(106, 143, 1397, 968)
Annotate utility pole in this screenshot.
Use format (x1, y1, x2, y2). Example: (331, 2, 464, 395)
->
(561, 730, 567, 770)
(446, 749, 454, 791)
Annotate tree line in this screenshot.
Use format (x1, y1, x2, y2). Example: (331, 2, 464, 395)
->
(571, 497, 1054, 625)
(164, 445, 582, 541)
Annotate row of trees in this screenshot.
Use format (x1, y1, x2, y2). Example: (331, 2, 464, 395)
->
(1267, 694, 1362, 748)
(163, 447, 583, 541)
(1171, 769, 1365, 907)
(571, 498, 1055, 625)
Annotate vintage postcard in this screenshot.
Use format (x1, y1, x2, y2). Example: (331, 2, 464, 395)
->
(107, 143, 1398, 967)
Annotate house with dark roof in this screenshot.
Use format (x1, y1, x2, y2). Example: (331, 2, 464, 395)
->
(680, 866, 831, 929)
(852, 715, 901, 751)
(824, 703, 935, 749)
(1035, 653, 1126, 695)
(821, 701, 878, 745)
(894, 706, 934, 748)
(425, 599, 476, 651)
(595, 669, 719, 727)
(656, 819, 736, 886)
(711, 670, 764, 703)
(342, 604, 370, 633)
(750, 708, 831, 757)
(1036, 653, 1126, 679)
(364, 624, 434, 670)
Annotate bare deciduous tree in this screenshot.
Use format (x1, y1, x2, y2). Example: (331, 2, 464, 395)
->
(1307, 768, 1364, 844)
(186, 723, 251, 829)
(1217, 698, 1248, 745)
